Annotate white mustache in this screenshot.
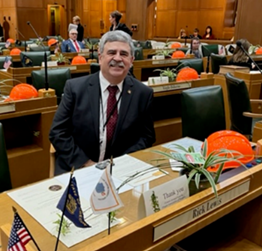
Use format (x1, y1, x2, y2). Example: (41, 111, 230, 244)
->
(109, 60, 125, 67)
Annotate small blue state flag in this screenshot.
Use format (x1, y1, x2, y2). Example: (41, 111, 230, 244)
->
(57, 177, 91, 228)
(3, 56, 11, 69)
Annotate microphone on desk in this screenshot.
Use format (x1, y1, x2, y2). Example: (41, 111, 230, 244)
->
(15, 28, 27, 51)
(27, 21, 49, 90)
(236, 40, 262, 74)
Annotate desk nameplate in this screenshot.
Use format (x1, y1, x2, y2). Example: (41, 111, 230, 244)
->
(150, 82, 191, 92)
(153, 179, 250, 242)
(0, 103, 15, 114)
(152, 59, 178, 65)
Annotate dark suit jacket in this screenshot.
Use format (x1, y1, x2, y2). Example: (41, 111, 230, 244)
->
(61, 39, 85, 52)
(77, 23, 84, 41)
(49, 72, 155, 171)
(110, 23, 133, 37)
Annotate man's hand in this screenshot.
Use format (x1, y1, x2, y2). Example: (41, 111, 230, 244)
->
(82, 159, 96, 167)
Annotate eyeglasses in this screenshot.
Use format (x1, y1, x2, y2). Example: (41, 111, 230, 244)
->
(70, 33, 78, 35)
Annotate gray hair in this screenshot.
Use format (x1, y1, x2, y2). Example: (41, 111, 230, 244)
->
(99, 30, 134, 57)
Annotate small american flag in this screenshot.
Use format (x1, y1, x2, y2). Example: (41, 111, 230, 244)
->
(5, 40, 10, 48)
(8, 213, 31, 251)
(4, 56, 12, 69)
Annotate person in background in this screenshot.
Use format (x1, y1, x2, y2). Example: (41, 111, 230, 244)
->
(228, 39, 255, 69)
(190, 28, 202, 39)
(202, 26, 215, 39)
(178, 29, 189, 39)
(186, 37, 202, 58)
(49, 30, 155, 174)
(73, 15, 84, 42)
(109, 10, 133, 37)
(61, 26, 85, 53)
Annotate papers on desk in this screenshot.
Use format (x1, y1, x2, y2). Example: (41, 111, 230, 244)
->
(7, 155, 166, 247)
(162, 137, 203, 153)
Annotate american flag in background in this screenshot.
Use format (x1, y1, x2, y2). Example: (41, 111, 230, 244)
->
(4, 56, 12, 69)
(8, 213, 32, 251)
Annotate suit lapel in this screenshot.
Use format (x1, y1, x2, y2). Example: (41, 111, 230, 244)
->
(87, 73, 100, 140)
(113, 76, 134, 142)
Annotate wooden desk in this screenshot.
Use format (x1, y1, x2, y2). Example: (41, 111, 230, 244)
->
(0, 97, 57, 188)
(0, 64, 91, 86)
(151, 77, 214, 145)
(1, 144, 262, 251)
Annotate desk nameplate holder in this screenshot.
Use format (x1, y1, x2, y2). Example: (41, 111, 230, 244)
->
(152, 59, 178, 65)
(150, 82, 192, 93)
(153, 179, 250, 242)
(0, 103, 15, 114)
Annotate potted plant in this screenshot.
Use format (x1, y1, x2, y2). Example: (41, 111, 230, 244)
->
(154, 68, 177, 82)
(152, 140, 245, 197)
(53, 52, 69, 65)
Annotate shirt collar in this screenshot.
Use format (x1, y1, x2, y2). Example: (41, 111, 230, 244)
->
(99, 71, 123, 93)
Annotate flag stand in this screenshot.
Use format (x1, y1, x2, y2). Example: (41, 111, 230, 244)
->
(108, 156, 114, 235)
(54, 168, 74, 251)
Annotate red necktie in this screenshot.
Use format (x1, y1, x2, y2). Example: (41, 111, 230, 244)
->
(74, 41, 80, 52)
(106, 86, 119, 147)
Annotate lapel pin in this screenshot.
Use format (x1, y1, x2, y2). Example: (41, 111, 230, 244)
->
(128, 90, 131, 94)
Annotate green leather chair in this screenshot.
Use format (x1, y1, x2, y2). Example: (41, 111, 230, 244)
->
(20, 51, 51, 67)
(0, 56, 12, 68)
(177, 59, 204, 75)
(90, 63, 100, 74)
(181, 85, 226, 141)
(225, 73, 253, 137)
(201, 44, 219, 57)
(177, 47, 189, 54)
(0, 123, 12, 192)
(210, 53, 227, 74)
(134, 47, 143, 60)
(29, 46, 50, 52)
(133, 40, 152, 49)
(31, 68, 71, 104)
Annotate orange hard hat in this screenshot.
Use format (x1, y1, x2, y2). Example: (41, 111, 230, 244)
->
(170, 42, 181, 49)
(205, 130, 254, 172)
(7, 38, 15, 44)
(71, 55, 87, 65)
(176, 67, 198, 81)
(10, 48, 22, 55)
(5, 84, 38, 101)
(171, 50, 185, 58)
(48, 38, 58, 47)
(256, 47, 262, 55)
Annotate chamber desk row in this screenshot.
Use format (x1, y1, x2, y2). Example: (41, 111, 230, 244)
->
(1, 144, 262, 251)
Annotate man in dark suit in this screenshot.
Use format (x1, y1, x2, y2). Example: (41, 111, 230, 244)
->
(49, 30, 155, 173)
(61, 28, 85, 53)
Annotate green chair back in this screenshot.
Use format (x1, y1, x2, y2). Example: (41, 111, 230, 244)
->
(177, 47, 189, 54)
(201, 44, 219, 57)
(225, 73, 252, 136)
(20, 51, 51, 67)
(177, 58, 203, 75)
(29, 46, 50, 52)
(133, 40, 152, 49)
(210, 53, 228, 74)
(90, 63, 100, 74)
(31, 68, 71, 104)
(181, 85, 225, 141)
(134, 47, 143, 60)
(0, 123, 12, 192)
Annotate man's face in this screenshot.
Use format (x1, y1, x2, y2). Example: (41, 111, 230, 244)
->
(192, 40, 200, 50)
(69, 31, 78, 41)
(99, 41, 134, 84)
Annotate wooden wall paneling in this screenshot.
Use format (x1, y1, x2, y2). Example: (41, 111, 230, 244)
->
(117, 0, 126, 13)
(157, 0, 177, 10)
(0, 0, 3, 8)
(198, 10, 225, 39)
(17, 9, 48, 40)
(146, 0, 156, 39)
(2, 9, 17, 40)
(176, 11, 199, 38)
(155, 11, 177, 37)
(126, 0, 148, 40)
(2, 0, 16, 8)
(102, 0, 117, 33)
(199, 0, 224, 9)
(177, 0, 199, 10)
(16, 0, 42, 8)
(234, 0, 262, 45)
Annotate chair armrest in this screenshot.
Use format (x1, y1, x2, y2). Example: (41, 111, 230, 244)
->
(243, 112, 262, 118)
